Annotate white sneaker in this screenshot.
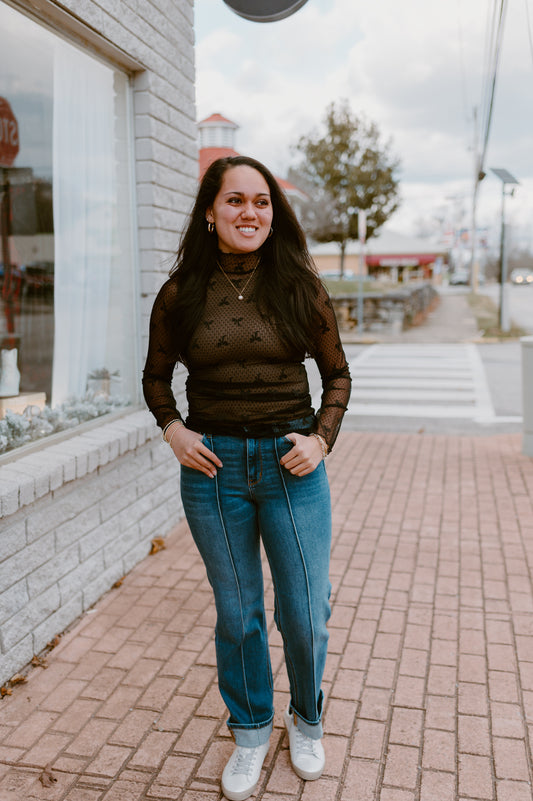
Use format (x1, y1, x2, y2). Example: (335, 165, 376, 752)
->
(284, 707, 325, 780)
(221, 741, 270, 801)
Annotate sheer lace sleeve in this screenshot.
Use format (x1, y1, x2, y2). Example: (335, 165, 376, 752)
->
(142, 279, 184, 431)
(310, 283, 352, 451)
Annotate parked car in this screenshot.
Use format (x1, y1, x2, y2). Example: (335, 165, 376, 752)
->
(510, 268, 533, 285)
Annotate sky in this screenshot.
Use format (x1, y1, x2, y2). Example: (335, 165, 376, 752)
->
(194, 0, 533, 250)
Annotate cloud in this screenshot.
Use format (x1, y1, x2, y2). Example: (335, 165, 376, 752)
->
(195, 0, 533, 233)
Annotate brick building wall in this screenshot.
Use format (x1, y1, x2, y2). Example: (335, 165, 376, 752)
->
(0, 0, 195, 686)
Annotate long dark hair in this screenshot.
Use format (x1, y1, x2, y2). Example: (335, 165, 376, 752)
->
(167, 155, 321, 358)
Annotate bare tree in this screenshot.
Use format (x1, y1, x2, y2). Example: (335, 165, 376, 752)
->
(292, 100, 400, 275)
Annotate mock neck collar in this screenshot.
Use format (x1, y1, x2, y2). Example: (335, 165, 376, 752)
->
(217, 250, 261, 273)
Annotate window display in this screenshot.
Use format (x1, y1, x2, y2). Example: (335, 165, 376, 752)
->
(0, 2, 137, 453)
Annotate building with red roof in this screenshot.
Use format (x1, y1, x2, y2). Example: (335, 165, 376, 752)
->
(198, 113, 307, 214)
(198, 113, 240, 179)
(310, 229, 447, 281)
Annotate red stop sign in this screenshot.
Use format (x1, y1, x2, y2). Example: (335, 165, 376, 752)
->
(0, 97, 19, 168)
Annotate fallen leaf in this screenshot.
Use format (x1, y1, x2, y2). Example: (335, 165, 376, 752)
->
(47, 635, 61, 649)
(31, 656, 48, 669)
(113, 577, 124, 588)
(10, 674, 27, 685)
(39, 764, 58, 787)
(1, 686, 12, 697)
(150, 537, 166, 554)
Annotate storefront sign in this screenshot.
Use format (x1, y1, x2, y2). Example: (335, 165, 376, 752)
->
(0, 97, 19, 167)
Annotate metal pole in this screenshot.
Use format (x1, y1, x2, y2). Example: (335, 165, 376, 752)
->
(1, 167, 16, 346)
(522, 336, 533, 457)
(470, 107, 481, 292)
(471, 189, 478, 293)
(357, 210, 366, 335)
(491, 168, 519, 333)
(0, 168, 10, 280)
(357, 248, 365, 335)
(499, 184, 510, 333)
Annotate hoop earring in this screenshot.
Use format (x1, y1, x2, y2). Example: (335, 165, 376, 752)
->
(268, 227, 274, 238)
(208, 222, 215, 234)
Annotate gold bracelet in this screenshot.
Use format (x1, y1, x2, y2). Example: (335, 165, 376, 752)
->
(167, 423, 184, 450)
(163, 419, 183, 443)
(309, 433, 328, 460)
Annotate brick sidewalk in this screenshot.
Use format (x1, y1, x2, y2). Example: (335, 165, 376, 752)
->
(1, 431, 533, 800)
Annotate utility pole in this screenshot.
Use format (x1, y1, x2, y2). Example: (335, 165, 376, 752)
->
(470, 107, 484, 293)
(490, 168, 519, 333)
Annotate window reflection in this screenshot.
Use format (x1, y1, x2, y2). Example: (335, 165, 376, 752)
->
(0, 3, 136, 452)
(1, 12, 54, 403)
(1, 168, 54, 399)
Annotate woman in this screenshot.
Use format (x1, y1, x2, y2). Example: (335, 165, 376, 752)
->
(143, 155, 351, 800)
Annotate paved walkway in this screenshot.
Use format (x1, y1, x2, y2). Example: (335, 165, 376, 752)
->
(1, 427, 533, 800)
(342, 289, 480, 345)
(397, 290, 480, 344)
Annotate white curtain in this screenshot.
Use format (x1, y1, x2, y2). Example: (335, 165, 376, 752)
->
(52, 41, 115, 406)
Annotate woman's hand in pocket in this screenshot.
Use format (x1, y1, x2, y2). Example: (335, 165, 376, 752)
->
(279, 432, 323, 476)
(168, 425, 222, 477)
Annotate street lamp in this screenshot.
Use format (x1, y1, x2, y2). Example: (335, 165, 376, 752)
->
(490, 168, 519, 332)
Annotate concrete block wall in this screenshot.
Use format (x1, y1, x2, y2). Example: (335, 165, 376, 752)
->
(0, 410, 185, 686)
(0, 0, 196, 685)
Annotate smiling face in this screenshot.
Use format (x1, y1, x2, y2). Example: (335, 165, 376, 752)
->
(206, 165, 274, 254)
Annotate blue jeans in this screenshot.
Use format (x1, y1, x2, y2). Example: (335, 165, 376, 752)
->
(180, 433, 332, 747)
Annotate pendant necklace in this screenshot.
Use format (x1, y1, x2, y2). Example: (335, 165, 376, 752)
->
(217, 260, 259, 300)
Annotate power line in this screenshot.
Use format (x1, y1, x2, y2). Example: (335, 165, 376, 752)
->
(478, 0, 508, 179)
(456, 0, 471, 138)
(470, 0, 508, 289)
(524, 0, 533, 69)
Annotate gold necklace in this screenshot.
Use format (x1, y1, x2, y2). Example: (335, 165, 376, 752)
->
(217, 260, 259, 300)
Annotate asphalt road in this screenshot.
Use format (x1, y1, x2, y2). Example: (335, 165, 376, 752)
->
(478, 282, 533, 334)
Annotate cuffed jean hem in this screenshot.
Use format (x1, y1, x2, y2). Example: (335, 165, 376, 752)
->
(290, 694, 324, 740)
(229, 719, 273, 747)
(294, 715, 323, 741)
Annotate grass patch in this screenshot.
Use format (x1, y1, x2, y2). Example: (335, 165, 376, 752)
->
(467, 292, 527, 339)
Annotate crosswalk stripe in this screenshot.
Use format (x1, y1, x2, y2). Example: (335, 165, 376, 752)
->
(353, 379, 474, 389)
(345, 343, 497, 420)
(352, 389, 476, 402)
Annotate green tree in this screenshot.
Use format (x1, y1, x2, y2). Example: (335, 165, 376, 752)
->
(292, 100, 400, 275)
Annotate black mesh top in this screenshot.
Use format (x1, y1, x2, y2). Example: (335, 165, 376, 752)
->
(142, 251, 351, 451)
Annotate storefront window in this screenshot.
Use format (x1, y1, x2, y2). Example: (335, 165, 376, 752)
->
(0, 2, 137, 453)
